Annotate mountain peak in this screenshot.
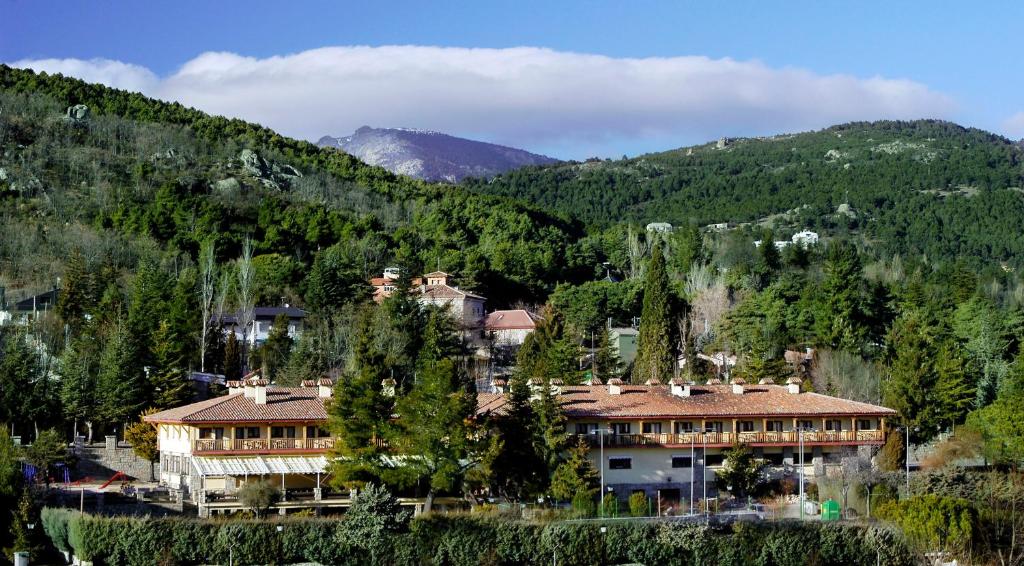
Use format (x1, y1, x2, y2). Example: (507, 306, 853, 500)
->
(317, 126, 558, 182)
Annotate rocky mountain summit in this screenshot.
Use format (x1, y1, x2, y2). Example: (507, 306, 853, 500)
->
(317, 126, 558, 182)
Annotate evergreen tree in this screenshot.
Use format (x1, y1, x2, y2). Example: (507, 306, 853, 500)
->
(715, 443, 765, 498)
(533, 377, 568, 486)
(223, 332, 242, 380)
(592, 326, 623, 382)
(259, 313, 294, 382)
(752, 229, 781, 289)
(327, 309, 395, 489)
(633, 243, 674, 383)
(815, 240, 867, 351)
(149, 321, 192, 409)
(485, 376, 546, 501)
(95, 324, 146, 431)
(393, 359, 476, 511)
(56, 248, 95, 333)
(550, 436, 599, 502)
(0, 328, 36, 436)
(60, 338, 98, 442)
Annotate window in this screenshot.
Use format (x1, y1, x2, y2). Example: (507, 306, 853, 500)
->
(198, 427, 224, 439)
(575, 423, 598, 435)
(235, 427, 260, 439)
(764, 452, 785, 465)
(611, 423, 631, 435)
(705, 421, 724, 433)
(797, 420, 814, 431)
(704, 454, 724, 466)
(642, 422, 663, 434)
(671, 456, 692, 468)
(766, 420, 784, 432)
(857, 419, 875, 431)
(608, 457, 632, 470)
(306, 426, 330, 438)
(825, 419, 842, 431)
(271, 426, 296, 438)
(739, 421, 755, 432)
(674, 421, 693, 433)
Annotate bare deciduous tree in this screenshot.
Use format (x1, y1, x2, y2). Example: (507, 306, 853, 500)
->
(198, 239, 216, 372)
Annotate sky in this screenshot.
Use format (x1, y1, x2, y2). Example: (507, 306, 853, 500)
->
(2, 0, 1022, 159)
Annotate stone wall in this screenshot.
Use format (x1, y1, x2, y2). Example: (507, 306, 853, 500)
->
(75, 437, 155, 482)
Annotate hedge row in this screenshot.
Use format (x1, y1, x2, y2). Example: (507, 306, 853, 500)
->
(39, 509, 916, 566)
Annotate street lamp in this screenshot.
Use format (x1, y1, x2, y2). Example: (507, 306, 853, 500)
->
(902, 426, 919, 497)
(591, 427, 612, 517)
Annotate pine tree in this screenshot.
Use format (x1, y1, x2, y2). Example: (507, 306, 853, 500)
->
(486, 376, 546, 501)
(56, 248, 95, 333)
(815, 240, 866, 351)
(259, 313, 294, 382)
(95, 324, 146, 430)
(393, 359, 476, 511)
(633, 242, 674, 383)
(224, 332, 242, 380)
(592, 326, 623, 381)
(327, 309, 395, 489)
(60, 338, 98, 442)
(550, 436, 599, 502)
(149, 321, 192, 409)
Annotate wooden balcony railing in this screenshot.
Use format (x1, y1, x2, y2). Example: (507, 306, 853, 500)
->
(193, 437, 336, 453)
(575, 429, 883, 448)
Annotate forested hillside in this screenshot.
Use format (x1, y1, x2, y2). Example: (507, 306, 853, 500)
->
(0, 64, 591, 308)
(464, 121, 1024, 265)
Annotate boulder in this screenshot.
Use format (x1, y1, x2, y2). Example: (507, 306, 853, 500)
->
(239, 149, 268, 177)
(213, 177, 241, 194)
(65, 104, 90, 120)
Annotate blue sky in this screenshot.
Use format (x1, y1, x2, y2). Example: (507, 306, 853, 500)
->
(3, 1, 1022, 158)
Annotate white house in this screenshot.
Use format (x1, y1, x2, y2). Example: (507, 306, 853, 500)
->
(791, 230, 819, 247)
(222, 306, 305, 347)
(417, 272, 486, 329)
(484, 309, 543, 347)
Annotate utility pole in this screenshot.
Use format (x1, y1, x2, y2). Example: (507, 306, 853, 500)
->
(689, 434, 695, 516)
(799, 427, 804, 520)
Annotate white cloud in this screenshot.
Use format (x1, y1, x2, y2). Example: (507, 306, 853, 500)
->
(10, 47, 956, 158)
(1004, 111, 1024, 139)
(10, 57, 158, 94)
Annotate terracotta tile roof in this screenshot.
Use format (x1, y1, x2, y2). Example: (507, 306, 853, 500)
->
(144, 387, 329, 424)
(484, 309, 543, 330)
(420, 284, 485, 301)
(476, 384, 895, 420)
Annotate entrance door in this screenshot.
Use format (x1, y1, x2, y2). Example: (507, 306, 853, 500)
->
(657, 488, 681, 516)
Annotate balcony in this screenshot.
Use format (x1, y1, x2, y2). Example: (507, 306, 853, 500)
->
(575, 429, 883, 448)
(193, 437, 336, 454)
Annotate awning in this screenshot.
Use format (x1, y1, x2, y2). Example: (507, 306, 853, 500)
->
(192, 455, 329, 477)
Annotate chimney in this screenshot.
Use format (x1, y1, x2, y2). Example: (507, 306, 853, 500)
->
(644, 378, 662, 386)
(492, 379, 507, 394)
(758, 378, 774, 385)
(787, 376, 803, 394)
(669, 377, 690, 397)
(317, 378, 334, 398)
(706, 377, 723, 385)
(730, 377, 746, 395)
(244, 381, 256, 398)
(251, 379, 268, 404)
(381, 378, 396, 397)
(608, 378, 624, 395)
(588, 377, 604, 386)
(227, 380, 244, 395)
(527, 377, 544, 393)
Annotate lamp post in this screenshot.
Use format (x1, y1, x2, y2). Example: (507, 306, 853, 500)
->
(592, 427, 610, 517)
(689, 434, 695, 516)
(799, 427, 804, 520)
(903, 426, 918, 497)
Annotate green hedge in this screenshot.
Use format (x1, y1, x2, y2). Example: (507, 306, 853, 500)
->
(40, 509, 916, 566)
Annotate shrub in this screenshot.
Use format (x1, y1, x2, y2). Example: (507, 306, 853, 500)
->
(44, 510, 919, 565)
(628, 491, 649, 517)
(876, 494, 977, 557)
(601, 493, 618, 517)
(570, 490, 595, 517)
(236, 480, 280, 518)
(41, 507, 75, 554)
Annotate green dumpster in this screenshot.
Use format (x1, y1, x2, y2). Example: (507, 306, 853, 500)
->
(820, 499, 840, 521)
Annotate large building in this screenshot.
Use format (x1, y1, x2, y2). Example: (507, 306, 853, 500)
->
(477, 377, 894, 510)
(370, 269, 487, 330)
(145, 376, 336, 516)
(146, 372, 895, 516)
